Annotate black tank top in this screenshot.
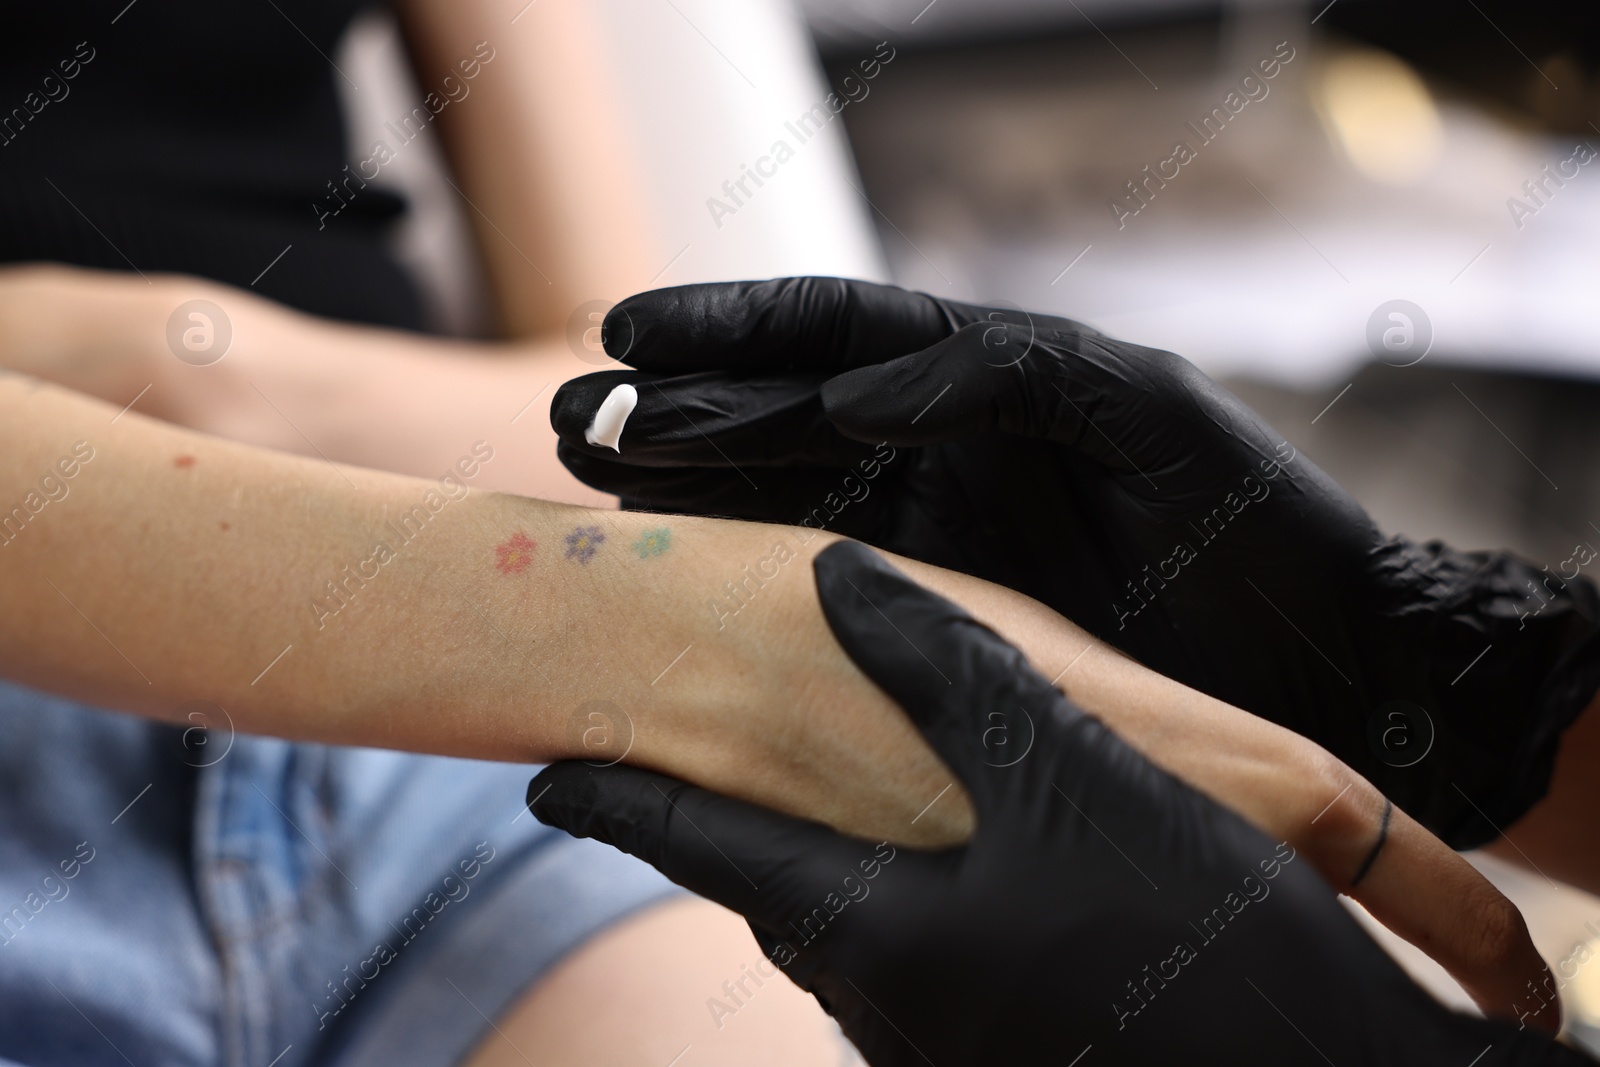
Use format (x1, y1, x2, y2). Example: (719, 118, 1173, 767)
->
(0, 0, 424, 330)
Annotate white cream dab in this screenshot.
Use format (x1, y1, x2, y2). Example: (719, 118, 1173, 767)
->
(585, 383, 638, 453)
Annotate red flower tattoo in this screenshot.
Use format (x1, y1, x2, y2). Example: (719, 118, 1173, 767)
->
(494, 531, 537, 575)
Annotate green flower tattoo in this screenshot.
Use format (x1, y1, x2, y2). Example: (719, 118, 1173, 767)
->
(632, 527, 673, 559)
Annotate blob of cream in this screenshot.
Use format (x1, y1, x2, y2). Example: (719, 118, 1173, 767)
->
(585, 383, 638, 453)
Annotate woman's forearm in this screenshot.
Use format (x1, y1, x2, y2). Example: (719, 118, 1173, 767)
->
(4, 375, 910, 766)
(0, 372, 965, 839)
(3, 372, 582, 749)
(0, 372, 1378, 862)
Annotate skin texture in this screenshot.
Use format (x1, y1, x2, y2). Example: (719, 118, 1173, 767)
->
(0, 374, 1551, 1030)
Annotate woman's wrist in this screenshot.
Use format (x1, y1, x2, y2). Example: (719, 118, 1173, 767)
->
(505, 508, 978, 845)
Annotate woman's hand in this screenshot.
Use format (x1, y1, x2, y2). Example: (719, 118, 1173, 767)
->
(696, 536, 1555, 1031)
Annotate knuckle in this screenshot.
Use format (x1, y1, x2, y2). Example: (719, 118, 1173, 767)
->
(1455, 883, 1531, 973)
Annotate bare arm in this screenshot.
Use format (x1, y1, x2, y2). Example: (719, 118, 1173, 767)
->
(0, 373, 1545, 1022)
(0, 368, 1404, 853)
(0, 265, 602, 500)
(390, 0, 663, 336)
(2, 370, 1032, 839)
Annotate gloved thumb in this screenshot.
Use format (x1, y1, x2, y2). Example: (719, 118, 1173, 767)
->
(814, 540, 1078, 815)
(528, 762, 865, 938)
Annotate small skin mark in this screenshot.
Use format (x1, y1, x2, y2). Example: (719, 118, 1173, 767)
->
(564, 525, 606, 564)
(219, 522, 231, 532)
(174, 455, 196, 469)
(495, 531, 537, 575)
(632, 527, 672, 558)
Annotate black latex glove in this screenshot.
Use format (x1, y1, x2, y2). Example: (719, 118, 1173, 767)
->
(550, 277, 1600, 849)
(529, 542, 1584, 1066)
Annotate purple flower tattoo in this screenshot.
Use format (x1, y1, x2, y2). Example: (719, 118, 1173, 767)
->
(564, 524, 606, 564)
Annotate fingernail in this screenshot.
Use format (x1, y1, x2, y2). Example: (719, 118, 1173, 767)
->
(584, 383, 638, 453)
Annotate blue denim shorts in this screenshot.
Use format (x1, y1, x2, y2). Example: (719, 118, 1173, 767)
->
(0, 682, 682, 1067)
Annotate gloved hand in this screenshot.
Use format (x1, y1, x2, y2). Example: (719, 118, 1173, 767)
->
(550, 278, 1600, 849)
(529, 542, 1585, 1066)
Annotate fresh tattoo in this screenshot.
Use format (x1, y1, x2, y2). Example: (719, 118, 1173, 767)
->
(632, 527, 672, 559)
(494, 531, 537, 575)
(564, 525, 606, 564)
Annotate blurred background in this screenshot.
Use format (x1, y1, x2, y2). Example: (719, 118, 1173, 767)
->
(340, 0, 1600, 1038)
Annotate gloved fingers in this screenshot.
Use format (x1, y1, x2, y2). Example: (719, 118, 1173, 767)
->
(551, 369, 878, 470)
(557, 443, 890, 533)
(1338, 801, 1558, 1033)
(820, 321, 1031, 446)
(812, 541, 1076, 815)
(602, 277, 985, 373)
(528, 762, 865, 938)
(822, 321, 1259, 487)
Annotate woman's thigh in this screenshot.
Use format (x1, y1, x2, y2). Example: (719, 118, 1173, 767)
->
(0, 683, 707, 1067)
(462, 896, 864, 1067)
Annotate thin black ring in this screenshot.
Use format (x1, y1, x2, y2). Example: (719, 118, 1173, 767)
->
(1349, 799, 1393, 888)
